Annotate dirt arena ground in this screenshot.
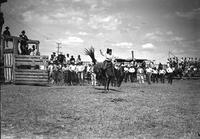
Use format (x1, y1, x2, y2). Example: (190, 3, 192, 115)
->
(1, 80, 200, 139)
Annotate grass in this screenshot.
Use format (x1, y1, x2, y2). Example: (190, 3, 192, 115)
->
(1, 80, 200, 138)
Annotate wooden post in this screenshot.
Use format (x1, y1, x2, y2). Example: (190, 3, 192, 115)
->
(131, 51, 134, 59)
(131, 50, 134, 65)
(0, 0, 7, 83)
(36, 42, 39, 55)
(13, 37, 19, 55)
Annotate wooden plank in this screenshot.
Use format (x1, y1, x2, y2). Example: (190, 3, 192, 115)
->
(15, 58, 46, 62)
(15, 55, 48, 59)
(15, 75, 48, 79)
(3, 66, 13, 68)
(15, 79, 48, 82)
(15, 69, 48, 73)
(15, 62, 45, 66)
(4, 49, 13, 54)
(15, 72, 48, 76)
(15, 59, 48, 62)
(15, 78, 48, 82)
(15, 73, 48, 76)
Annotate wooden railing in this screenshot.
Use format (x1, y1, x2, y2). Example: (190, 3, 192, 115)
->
(14, 55, 49, 85)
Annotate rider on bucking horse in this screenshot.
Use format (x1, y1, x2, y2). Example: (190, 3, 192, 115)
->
(100, 48, 116, 70)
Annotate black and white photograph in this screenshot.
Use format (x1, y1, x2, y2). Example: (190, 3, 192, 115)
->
(0, 0, 200, 138)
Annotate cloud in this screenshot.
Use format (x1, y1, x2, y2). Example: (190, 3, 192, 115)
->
(145, 32, 163, 42)
(58, 36, 84, 45)
(88, 15, 121, 30)
(22, 10, 59, 24)
(22, 11, 33, 22)
(72, 0, 82, 2)
(171, 36, 184, 41)
(142, 43, 155, 49)
(166, 31, 173, 35)
(176, 8, 200, 20)
(144, 30, 180, 42)
(65, 31, 73, 35)
(78, 32, 88, 36)
(112, 42, 133, 48)
(96, 32, 104, 37)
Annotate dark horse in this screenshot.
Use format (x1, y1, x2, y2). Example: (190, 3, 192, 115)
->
(93, 62, 124, 91)
(85, 47, 124, 92)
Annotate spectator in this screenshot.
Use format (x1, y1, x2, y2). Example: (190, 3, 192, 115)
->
(19, 30, 29, 55)
(57, 53, 65, 65)
(3, 26, 11, 47)
(137, 65, 144, 84)
(152, 67, 158, 83)
(70, 55, 75, 64)
(166, 65, 174, 84)
(124, 65, 129, 82)
(146, 66, 153, 84)
(29, 45, 37, 56)
(66, 54, 70, 64)
(159, 67, 166, 83)
(3, 26, 11, 37)
(129, 65, 136, 82)
(50, 52, 57, 62)
(62, 63, 71, 86)
(76, 55, 82, 65)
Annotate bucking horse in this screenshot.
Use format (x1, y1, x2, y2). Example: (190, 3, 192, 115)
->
(85, 47, 124, 92)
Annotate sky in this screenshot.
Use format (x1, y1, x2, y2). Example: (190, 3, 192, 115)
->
(2, 0, 200, 63)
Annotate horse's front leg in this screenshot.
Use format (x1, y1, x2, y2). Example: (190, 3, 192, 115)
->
(107, 78, 111, 91)
(104, 79, 107, 91)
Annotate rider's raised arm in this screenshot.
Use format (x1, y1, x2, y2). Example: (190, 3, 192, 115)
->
(100, 49, 105, 57)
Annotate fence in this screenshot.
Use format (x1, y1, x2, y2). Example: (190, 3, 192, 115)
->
(3, 53, 49, 85)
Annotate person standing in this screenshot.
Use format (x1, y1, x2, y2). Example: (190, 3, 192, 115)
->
(146, 66, 153, 84)
(19, 30, 29, 55)
(76, 63, 85, 86)
(57, 53, 65, 65)
(129, 65, 136, 83)
(70, 55, 75, 65)
(29, 45, 36, 56)
(166, 65, 174, 85)
(124, 65, 129, 83)
(69, 62, 76, 85)
(159, 67, 166, 83)
(137, 65, 144, 84)
(3, 26, 11, 47)
(62, 63, 71, 86)
(76, 55, 82, 65)
(66, 53, 70, 64)
(152, 67, 158, 83)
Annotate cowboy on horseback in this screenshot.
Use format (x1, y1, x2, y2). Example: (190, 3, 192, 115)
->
(100, 48, 115, 70)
